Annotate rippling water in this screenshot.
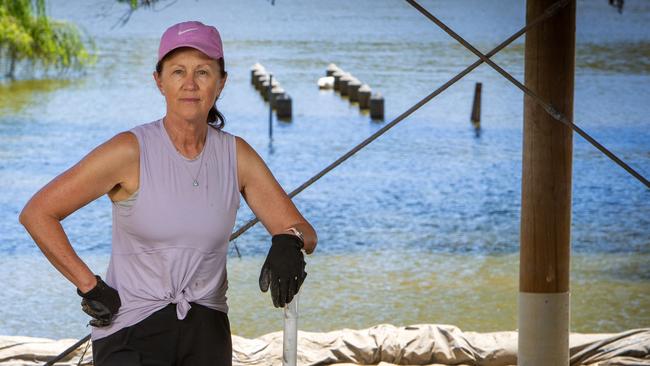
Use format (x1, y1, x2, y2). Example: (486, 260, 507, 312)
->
(0, 0, 648, 339)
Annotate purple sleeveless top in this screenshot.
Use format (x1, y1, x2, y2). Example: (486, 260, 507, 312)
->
(92, 118, 240, 340)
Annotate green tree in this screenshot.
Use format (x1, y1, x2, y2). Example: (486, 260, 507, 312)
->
(114, 0, 162, 26)
(0, 0, 95, 79)
(118, 0, 157, 8)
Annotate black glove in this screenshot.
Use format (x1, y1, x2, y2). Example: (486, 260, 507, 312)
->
(77, 275, 121, 327)
(259, 234, 307, 308)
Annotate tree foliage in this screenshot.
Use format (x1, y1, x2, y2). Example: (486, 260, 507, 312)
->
(0, 0, 95, 79)
(114, 0, 165, 26)
(117, 0, 158, 9)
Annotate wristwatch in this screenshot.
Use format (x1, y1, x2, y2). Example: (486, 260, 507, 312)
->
(285, 227, 305, 249)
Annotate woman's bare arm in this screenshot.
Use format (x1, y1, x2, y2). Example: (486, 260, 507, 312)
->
(235, 136, 317, 254)
(18, 132, 138, 292)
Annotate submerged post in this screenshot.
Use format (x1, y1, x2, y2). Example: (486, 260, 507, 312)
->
(519, 0, 575, 365)
(471, 82, 482, 137)
(283, 294, 299, 366)
(268, 74, 273, 140)
(471, 82, 482, 129)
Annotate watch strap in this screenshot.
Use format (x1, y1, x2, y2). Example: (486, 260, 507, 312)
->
(285, 227, 305, 248)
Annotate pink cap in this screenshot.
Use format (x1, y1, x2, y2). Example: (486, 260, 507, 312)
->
(158, 21, 223, 63)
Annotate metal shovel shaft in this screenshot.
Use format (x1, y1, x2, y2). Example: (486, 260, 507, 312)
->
(282, 294, 299, 366)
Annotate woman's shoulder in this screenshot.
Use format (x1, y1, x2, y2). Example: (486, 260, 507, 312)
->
(107, 130, 139, 163)
(232, 135, 263, 166)
(209, 125, 234, 138)
(104, 120, 159, 162)
(232, 134, 250, 152)
(209, 126, 241, 149)
(129, 119, 160, 137)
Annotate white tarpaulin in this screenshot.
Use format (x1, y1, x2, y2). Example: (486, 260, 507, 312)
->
(1, 324, 648, 365)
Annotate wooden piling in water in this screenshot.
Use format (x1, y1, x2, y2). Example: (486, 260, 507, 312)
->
(261, 78, 279, 101)
(347, 78, 362, 102)
(471, 82, 482, 128)
(339, 73, 352, 96)
(370, 92, 384, 120)
(276, 95, 292, 119)
(270, 86, 285, 107)
(255, 73, 267, 91)
(326, 63, 340, 77)
(358, 84, 372, 109)
(251, 63, 265, 85)
(333, 70, 344, 91)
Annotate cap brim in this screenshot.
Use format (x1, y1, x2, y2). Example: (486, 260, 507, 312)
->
(158, 43, 222, 63)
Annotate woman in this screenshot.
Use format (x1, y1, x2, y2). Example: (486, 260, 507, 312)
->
(18, 21, 317, 366)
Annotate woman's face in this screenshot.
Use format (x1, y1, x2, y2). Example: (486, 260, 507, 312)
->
(154, 48, 227, 123)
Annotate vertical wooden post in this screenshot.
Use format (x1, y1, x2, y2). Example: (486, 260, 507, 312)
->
(471, 82, 482, 125)
(268, 74, 273, 140)
(519, 0, 575, 365)
(471, 82, 482, 136)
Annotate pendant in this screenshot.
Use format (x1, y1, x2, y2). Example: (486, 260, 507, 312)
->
(193, 180, 199, 187)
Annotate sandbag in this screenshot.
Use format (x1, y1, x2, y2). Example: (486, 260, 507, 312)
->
(1, 324, 648, 365)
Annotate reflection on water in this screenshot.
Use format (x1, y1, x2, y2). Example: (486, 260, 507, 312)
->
(486, 41, 650, 75)
(578, 41, 650, 74)
(0, 79, 76, 114)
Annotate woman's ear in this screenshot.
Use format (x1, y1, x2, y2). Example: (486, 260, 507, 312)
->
(153, 71, 165, 95)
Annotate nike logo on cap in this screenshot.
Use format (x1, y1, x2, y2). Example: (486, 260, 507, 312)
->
(178, 28, 198, 35)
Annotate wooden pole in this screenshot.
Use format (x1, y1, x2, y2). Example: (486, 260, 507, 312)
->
(519, 0, 575, 365)
(268, 74, 273, 140)
(471, 82, 482, 136)
(471, 82, 481, 125)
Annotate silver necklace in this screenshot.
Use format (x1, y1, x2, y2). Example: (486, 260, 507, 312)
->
(163, 118, 207, 187)
(175, 135, 207, 187)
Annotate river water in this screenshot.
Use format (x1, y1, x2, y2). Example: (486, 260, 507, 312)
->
(0, 0, 648, 340)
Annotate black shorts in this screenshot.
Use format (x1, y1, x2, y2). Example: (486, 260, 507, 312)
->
(92, 303, 232, 366)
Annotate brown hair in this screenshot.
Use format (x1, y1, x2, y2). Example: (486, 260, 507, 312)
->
(155, 47, 227, 130)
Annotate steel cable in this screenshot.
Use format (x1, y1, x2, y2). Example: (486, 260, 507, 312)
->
(406, 0, 649, 189)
